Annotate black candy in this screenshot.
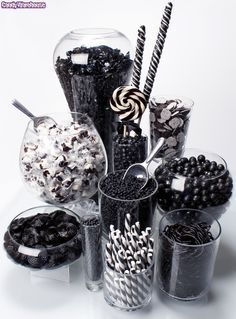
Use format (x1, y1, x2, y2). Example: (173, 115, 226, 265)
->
(99, 171, 157, 234)
(55, 45, 133, 168)
(3, 210, 82, 269)
(112, 134, 147, 171)
(155, 155, 233, 212)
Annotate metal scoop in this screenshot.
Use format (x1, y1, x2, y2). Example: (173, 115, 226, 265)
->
(123, 137, 165, 189)
(12, 99, 56, 130)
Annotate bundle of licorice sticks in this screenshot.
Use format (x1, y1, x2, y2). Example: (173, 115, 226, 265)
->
(104, 213, 154, 308)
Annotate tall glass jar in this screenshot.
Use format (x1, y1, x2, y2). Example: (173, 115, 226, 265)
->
(53, 28, 133, 169)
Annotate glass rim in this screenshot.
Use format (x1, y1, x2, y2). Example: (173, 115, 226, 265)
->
(159, 208, 222, 248)
(7, 205, 81, 251)
(149, 95, 194, 109)
(98, 170, 158, 202)
(161, 148, 228, 180)
(26, 111, 96, 136)
(70, 28, 122, 36)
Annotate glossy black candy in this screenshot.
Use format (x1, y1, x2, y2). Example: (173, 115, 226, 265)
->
(99, 171, 157, 234)
(155, 155, 233, 212)
(4, 210, 82, 269)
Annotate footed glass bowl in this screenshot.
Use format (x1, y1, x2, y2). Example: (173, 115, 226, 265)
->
(19, 112, 107, 204)
(154, 149, 233, 219)
(3, 206, 82, 270)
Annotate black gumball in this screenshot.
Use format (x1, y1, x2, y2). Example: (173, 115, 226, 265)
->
(155, 152, 233, 213)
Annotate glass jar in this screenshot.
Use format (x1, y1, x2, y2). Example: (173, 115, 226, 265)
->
(53, 28, 133, 169)
(154, 149, 233, 219)
(98, 170, 158, 237)
(104, 259, 154, 311)
(149, 96, 193, 159)
(4, 206, 82, 270)
(157, 209, 221, 300)
(112, 133, 148, 171)
(19, 112, 107, 204)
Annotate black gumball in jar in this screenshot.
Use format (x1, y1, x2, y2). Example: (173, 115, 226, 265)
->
(154, 149, 233, 218)
(112, 122, 147, 171)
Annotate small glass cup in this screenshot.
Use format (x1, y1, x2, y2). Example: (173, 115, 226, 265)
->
(104, 261, 154, 311)
(157, 209, 221, 301)
(98, 170, 158, 237)
(81, 213, 103, 291)
(149, 96, 193, 159)
(112, 133, 148, 171)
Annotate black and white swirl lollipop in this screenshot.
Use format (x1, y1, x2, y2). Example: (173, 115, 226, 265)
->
(110, 86, 147, 121)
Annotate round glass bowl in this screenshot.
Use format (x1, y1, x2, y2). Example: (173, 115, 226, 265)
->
(154, 149, 233, 218)
(19, 112, 107, 204)
(3, 206, 82, 270)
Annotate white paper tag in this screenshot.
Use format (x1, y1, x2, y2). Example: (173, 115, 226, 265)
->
(71, 53, 89, 65)
(171, 176, 186, 192)
(18, 245, 41, 257)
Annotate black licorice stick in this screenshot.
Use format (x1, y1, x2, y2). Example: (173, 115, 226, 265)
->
(81, 214, 103, 284)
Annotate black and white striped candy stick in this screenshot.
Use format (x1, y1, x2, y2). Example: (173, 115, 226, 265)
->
(124, 270, 134, 307)
(135, 261, 150, 299)
(143, 2, 173, 102)
(124, 213, 132, 240)
(131, 25, 146, 89)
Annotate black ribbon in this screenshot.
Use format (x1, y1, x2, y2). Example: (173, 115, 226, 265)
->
(114, 121, 142, 137)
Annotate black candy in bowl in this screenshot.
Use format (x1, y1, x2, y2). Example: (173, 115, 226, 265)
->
(154, 149, 233, 219)
(3, 206, 82, 269)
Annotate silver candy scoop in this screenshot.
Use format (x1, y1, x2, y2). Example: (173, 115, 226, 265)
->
(12, 99, 56, 130)
(123, 137, 165, 189)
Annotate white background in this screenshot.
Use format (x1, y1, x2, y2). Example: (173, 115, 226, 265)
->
(0, 0, 236, 318)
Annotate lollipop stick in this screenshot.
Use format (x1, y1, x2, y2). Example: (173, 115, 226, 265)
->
(131, 25, 146, 89)
(143, 2, 173, 102)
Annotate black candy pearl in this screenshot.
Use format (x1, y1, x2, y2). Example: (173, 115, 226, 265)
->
(197, 154, 206, 162)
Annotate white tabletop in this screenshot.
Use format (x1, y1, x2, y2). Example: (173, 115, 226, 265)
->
(0, 0, 236, 318)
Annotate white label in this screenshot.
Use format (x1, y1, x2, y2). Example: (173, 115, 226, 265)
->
(18, 245, 41, 257)
(71, 53, 89, 65)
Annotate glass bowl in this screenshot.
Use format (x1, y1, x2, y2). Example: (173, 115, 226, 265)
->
(3, 206, 82, 270)
(19, 112, 107, 204)
(154, 149, 233, 219)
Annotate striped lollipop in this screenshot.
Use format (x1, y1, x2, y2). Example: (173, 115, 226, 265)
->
(131, 25, 146, 89)
(110, 85, 147, 121)
(143, 2, 173, 101)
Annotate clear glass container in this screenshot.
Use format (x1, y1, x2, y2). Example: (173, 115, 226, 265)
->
(98, 170, 158, 237)
(3, 206, 82, 270)
(53, 28, 133, 169)
(149, 96, 193, 159)
(157, 209, 221, 300)
(19, 112, 107, 204)
(154, 149, 233, 219)
(81, 213, 103, 291)
(104, 259, 154, 311)
(112, 133, 148, 171)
